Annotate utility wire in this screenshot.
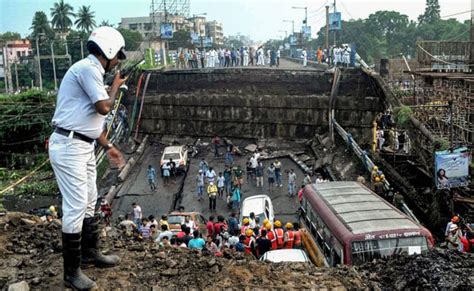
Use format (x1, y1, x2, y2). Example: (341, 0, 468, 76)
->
(440, 10, 473, 19)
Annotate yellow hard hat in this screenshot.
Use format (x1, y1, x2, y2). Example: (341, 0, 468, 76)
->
(380, 174, 385, 180)
(49, 206, 56, 213)
(262, 218, 269, 225)
(245, 228, 254, 236)
(243, 218, 250, 225)
(285, 222, 293, 229)
(375, 177, 381, 182)
(265, 223, 272, 230)
(274, 220, 282, 228)
(372, 166, 378, 171)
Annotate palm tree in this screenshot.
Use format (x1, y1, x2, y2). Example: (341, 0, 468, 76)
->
(50, 0, 75, 33)
(30, 11, 53, 37)
(99, 20, 113, 27)
(74, 5, 96, 32)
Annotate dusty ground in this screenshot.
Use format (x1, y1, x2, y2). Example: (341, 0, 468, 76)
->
(1, 212, 473, 290)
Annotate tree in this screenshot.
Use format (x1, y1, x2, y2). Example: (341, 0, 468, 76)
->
(167, 30, 192, 50)
(30, 11, 54, 38)
(99, 20, 112, 27)
(74, 5, 96, 33)
(0, 32, 21, 40)
(117, 28, 143, 51)
(418, 0, 440, 24)
(50, 0, 75, 33)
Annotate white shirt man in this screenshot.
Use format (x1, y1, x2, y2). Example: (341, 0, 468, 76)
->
(243, 48, 249, 66)
(302, 49, 308, 67)
(257, 47, 264, 65)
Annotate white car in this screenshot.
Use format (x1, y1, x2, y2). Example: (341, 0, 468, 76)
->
(160, 145, 188, 174)
(260, 249, 310, 263)
(240, 195, 274, 225)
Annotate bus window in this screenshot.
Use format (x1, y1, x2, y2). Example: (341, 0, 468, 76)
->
(351, 236, 429, 265)
(331, 249, 342, 266)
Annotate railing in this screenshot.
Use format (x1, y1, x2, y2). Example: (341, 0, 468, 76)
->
(416, 41, 471, 71)
(332, 119, 420, 223)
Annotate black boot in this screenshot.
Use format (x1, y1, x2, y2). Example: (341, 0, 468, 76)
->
(82, 216, 121, 268)
(62, 232, 97, 290)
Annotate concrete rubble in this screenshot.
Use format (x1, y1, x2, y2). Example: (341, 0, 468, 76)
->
(1, 212, 473, 290)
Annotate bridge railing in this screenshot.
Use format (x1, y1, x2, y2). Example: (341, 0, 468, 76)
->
(416, 41, 471, 71)
(332, 119, 420, 223)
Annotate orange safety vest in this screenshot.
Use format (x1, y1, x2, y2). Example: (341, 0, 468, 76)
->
(244, 236, 254, 254)
(241, 225, 249, 235)
(284, 230, 295, 249)
(266, 230, 277, 250)
(275, 228, 284, 249)
(293, 230, 302, 248)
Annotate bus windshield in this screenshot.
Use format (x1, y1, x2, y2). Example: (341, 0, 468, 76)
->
(351, 236, 429, 265)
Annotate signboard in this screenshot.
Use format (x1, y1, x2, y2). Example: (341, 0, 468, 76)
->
(289, 36, 297, 46)
(329, 12, 342, 30)
(160, 23, 173, 39)
(284, 43, 290, 50)
(434, 148, 470, 189)
(302, 26, 311, 37)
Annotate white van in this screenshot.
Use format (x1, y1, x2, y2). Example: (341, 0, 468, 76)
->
(260, 249, 310, 263)
(240, 195, 274, 225)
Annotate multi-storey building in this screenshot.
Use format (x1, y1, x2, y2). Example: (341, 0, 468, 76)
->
(206, 20, 224, 47)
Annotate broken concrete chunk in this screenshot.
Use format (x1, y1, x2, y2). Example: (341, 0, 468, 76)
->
(8, 281, 30, 291)
(245, 144, 258, 152)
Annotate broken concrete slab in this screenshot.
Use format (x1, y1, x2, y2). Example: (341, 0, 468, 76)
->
(244, 144, 258, 152)
(8, 281, 29, 291)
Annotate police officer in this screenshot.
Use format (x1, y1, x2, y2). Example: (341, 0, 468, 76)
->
(48, 26, 127, 290)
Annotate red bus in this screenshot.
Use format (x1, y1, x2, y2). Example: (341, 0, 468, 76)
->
(300, 181, 434, 266)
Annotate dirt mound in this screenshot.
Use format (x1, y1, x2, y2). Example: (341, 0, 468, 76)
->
(0, 212, 367, 290)
(357, 249, 474, 290)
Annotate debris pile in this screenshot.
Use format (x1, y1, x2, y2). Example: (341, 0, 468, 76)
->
(357, 249, 474, 290)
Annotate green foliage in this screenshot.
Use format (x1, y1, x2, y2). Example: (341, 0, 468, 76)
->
(394, 106, 413, 127)
(117, 28, 143, 51)
(15, 180, 58, 197)
(0, 32, 21, 40)
(168, 30, 193, 50)
(30, 11, 55, 38)
(50, 0, 75, 32)
(74, 5, 96, 32)
(418, 0, 441, 24)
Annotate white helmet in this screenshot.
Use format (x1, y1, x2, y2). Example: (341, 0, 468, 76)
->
(87, 26, 126, 60)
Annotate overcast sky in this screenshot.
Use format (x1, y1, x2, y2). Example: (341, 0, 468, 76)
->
(0, 0, 471, 41)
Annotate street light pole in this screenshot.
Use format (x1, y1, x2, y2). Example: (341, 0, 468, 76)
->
(35, 35, 43, 91)
(80, 38, 84, 59)
(51, 41, 57, 90)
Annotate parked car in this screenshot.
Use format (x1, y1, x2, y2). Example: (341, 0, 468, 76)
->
(240, 195, 274, 225)
(167, 211, 208, 237)
(260, 249, 310, 263)
(160, 145, 188, 174)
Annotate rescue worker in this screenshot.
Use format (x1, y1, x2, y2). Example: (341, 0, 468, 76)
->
(373, 177, 384, 196)
(48, 26, 127, 290)
(293, 222, 302, 249)
(284, 222, 295, 249)
(259, 219, 269, 234)
(371, 166, 379, 182)
(244, 228, 256, 256)
(207, 182, 218, 211)
(274, 220, 284, 249)
(241, 217, 250, 235)
(265, 223, 277, 250)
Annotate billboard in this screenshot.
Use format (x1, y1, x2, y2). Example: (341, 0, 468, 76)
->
(289, 36, 297, 46)
(190, 32, 200, 44)
(302, 26, 311, 37)
(160, 23, 173, 39)
(329, 12, 342, 30)
(434, 148, 470, 189)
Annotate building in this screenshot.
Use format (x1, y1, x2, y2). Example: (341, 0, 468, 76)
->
(206, 20, 224, 47)
(5, 40, 32, 64)
(120, 14, 224, 47)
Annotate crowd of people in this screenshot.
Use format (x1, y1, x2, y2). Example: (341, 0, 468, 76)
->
(444, 215, 474, 253)
(174, 46, 282, 69)
(375, 110, 411, 153)
(118, 206, 303, 259)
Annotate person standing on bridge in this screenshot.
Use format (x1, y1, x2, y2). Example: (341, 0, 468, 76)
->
(302, 48, 308, 67)
(317, 47, 323, 64)
(147, 165, 157, 192)
(207, 182, 218, 211)
(288, 169, 297, 197)
(48, 26, 126, 290)
(270, 47, 277, 67)
(274, 159, 282, 187)
(267, 163, 276, 192)
(243, 47, 249, 67)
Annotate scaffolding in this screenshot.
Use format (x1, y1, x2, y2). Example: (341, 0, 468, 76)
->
(151, 0, 190, 18)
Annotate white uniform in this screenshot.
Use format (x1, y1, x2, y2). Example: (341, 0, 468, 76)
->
(302, 49, 308, 67)
(49, 55, 109, 233)
(257, 48, 264, 65)
(243, 49, 249, 66)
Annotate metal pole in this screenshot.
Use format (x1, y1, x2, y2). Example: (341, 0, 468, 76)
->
(449, 100, 454, 149)
(305, 7, 307, 27)
(65, 41, 71, 66)
(325, 6, 329, 52)
(51, 41, 57, 90)
(14, 62, 19, 91)
(36, 37, 43, 91)
(80, 39, 84, 59)
(2, 47, 7, 93)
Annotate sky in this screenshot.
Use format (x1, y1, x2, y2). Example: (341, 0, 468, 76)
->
(0, 0, 471, 42)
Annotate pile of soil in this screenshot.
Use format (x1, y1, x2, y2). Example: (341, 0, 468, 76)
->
(1, 212, 473, 290)
(357, 250, 474, 290)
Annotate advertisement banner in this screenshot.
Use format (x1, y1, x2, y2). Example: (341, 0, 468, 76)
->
(289, 36, 297, 46)
(434, 148, 470, 189)
(302, 26, 311, 37)
(160, 23, 173, 39)
(329, 12, 342, 30)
